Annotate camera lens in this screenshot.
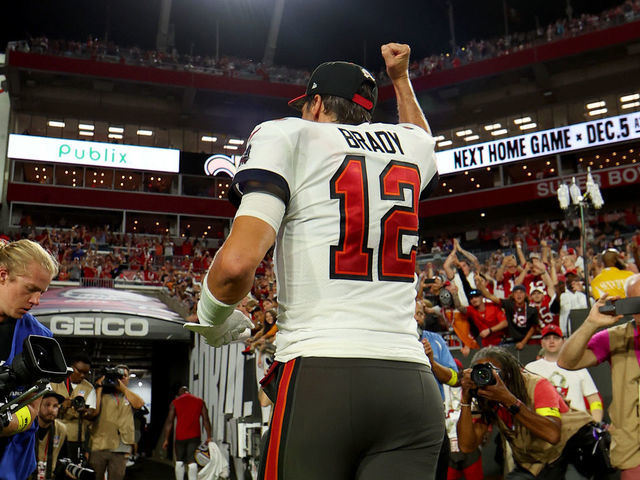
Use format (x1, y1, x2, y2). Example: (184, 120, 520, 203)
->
(471, 363, 497, 387)
(32, 344, 57, 371)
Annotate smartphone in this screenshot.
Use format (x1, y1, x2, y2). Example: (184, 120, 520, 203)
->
(599, 297, 640, 316)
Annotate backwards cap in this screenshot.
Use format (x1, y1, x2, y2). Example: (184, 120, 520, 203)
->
(288, 61, 378, 113)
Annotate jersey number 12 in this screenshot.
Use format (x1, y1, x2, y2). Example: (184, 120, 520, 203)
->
(329, 155, 420, 283)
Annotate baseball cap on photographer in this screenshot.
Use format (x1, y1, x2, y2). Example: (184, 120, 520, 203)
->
(42, 390, 66, 405)
(288, 61, 378, 112)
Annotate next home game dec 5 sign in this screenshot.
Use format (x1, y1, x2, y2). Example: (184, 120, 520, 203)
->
(436, 112, 640, 175)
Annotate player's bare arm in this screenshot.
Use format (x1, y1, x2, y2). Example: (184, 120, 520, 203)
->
(209, 216, 276, 304)
(381, 43, 431, 133)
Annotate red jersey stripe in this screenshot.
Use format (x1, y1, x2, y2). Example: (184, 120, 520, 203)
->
(264, 359, 296, 479)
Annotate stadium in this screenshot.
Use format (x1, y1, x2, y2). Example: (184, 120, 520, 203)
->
(0, 0, 639, 479)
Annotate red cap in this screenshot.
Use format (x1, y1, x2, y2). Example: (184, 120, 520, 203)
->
(541, 324, 563, 338)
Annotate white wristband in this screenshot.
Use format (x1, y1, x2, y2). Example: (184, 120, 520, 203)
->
(198, 271, 238, 326)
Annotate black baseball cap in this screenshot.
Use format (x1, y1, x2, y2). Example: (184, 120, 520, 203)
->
(512, 284, 527, 293)
(42, 391, 66, 404)
(468, 289, 481, 297)
(288, 61, 378, 112)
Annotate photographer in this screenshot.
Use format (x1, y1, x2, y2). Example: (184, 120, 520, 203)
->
(50, 354, 97, 463)
(89, 365, 144, 480)
(0, 239, 59, 480)
(558, 274, 640, 478)
(456, 346, 592, 478)
(32, 391, 67, 480)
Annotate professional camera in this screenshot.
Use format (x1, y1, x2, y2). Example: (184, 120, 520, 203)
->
(0, 335, 70, 427)
(470, 363, 501, 388)
(57, 458, 96, 480)
(71, 395, 87, 410)
(101, 366, 126, 391)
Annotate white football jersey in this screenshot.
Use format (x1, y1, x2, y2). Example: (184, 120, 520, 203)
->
(230, 117, 438, 364)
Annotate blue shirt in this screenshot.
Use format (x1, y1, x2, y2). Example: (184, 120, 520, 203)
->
(420, 330, 458, 400)
(0, 313, 53, 480)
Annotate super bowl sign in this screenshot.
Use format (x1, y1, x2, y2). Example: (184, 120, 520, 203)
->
(8, 134, 180, 173)
(203, 154, 242, 177)
(436, 112, 640, 175)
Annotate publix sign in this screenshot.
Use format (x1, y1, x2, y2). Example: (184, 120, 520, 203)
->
(7, 134, 179, 173)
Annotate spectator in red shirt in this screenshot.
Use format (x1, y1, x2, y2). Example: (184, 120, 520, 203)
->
(162, 386, 212, 480)
(458, 289, 507, 346)
(181, 238, 193, 257)
(496, 254, 521, 299)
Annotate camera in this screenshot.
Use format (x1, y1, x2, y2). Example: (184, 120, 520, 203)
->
(470, 363, 501, 388)
(0, 336, 69, 394)
(71, 395, 87, 410)
(0, 336, 70, 427)
(101, 366, 126, 391)
(58, 458, 96, 480)
(599, 297, 640, 316)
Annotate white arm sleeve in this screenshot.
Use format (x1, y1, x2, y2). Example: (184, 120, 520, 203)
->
(234, 191, 286, 234)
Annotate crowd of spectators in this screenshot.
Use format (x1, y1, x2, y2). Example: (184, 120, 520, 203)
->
(6, 202, 638, 352)
(419, 206, 639, 260)
(3, 223, 281, 355)
(3, 225, 219, 313)
(414, 214, 640, 356)
(6, 0, 640, 87)
(7, 36, 310, 86)
(7, 201, 638, 361)
(402, 0, 640, 80)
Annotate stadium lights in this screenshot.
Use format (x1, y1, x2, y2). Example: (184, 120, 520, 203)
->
(491, 129, 508, 136)
(79, 131, 94, 137)
(228, 138, 245, 145)
(622, 101, 640, 109)
(513, 117, 531, 125)
(48, 121, 65, 128)
(484, 123, 501, 131)
(464, 135, 480, 142)
(433, 135, 445, 141)
(588, 108, 608, 116)
(78, 123, 94, 131)
(455, 129, 473, 137)
(108, 133, 123, 140)
(109, 126, 124, 134)
(224, 145, 239, 150)
(519, 123, 537, 130)
(437, 140, 453, 147)
(620, 93, 639, 103)
(201, 136, 218, 142)
(556, 167, 603, 313)
(586, 101, 605, 110)
(137, 129, 153, 136)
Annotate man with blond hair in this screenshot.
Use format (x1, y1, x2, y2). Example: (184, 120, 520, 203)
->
(0, 239, 59, 480)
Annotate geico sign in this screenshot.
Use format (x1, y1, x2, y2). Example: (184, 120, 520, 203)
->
(50, 316, 149, 337)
